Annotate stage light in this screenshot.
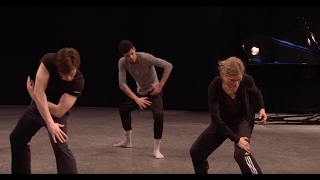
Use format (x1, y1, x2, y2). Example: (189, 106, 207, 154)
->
(251, 46, 259, 55)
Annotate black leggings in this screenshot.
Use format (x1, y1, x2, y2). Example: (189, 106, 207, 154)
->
(9, 101, 77, 174)
(119, 92, 164, 139)
(190, 120, 262, 174)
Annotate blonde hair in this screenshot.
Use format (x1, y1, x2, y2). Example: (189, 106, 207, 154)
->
(218, 56, 245, 77)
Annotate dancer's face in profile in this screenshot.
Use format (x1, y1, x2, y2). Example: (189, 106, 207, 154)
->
(123, 47, 138, 64)
(223, 74, 243, 90)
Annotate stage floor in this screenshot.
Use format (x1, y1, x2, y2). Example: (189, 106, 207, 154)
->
(1, 105, 320, 174)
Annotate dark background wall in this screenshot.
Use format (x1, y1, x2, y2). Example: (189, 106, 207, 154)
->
(1, 6, 320, 113)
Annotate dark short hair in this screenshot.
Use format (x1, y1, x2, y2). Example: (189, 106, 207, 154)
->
(118, 40, 134, 55)
(55, 47, 81, 74)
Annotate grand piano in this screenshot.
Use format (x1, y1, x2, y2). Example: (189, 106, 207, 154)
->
(242, 17, 320, 123)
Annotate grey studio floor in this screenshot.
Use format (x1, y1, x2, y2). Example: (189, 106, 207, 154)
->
(1, 105, 320, 174)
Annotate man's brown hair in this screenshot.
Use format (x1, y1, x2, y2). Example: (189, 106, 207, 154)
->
(55, 47, 81, 74)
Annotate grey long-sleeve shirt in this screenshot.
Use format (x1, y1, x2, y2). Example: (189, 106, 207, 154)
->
(118, 52, 173, 96)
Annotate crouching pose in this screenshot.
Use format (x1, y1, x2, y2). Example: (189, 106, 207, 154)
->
(114, 40, 173, 159)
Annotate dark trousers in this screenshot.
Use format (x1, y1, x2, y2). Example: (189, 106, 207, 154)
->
(9, 100, 78, 174)
(119, 92, 164, 139)
(189, 120, 262, 174)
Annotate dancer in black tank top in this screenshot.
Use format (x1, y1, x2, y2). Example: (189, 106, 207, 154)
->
(10, 47, 84, 174)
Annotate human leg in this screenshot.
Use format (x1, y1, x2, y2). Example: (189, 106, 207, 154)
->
(233, 120, 262, 174)
(149, 94, 164, 159)
(114, 97, 139, 148)
(9, 103, 44, 174)
(47, 115, 78, 174)
(189, 123, 226, 174)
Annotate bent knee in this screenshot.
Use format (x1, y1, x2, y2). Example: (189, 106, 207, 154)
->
(234, 150, 247, 160)
(9, 131, 18, 142)
(153, 112, 164, 119)
(189, 146, 199, 157)
(9, 131, 24, 146)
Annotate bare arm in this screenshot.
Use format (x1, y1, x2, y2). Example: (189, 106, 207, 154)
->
(27, 76, 58, 116)
(33, 63, 54, 126)
(47, 93, 78, 118)
(47, 102, 59, 117)
(27, 90, 74, 118)
(32, 62, 69, 143)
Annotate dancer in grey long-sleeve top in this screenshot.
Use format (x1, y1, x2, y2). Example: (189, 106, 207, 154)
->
(114, 40, 173, 159)
(190, 56, 267, 174)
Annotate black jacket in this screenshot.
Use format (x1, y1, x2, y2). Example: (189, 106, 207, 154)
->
(208, 73, 265, 143)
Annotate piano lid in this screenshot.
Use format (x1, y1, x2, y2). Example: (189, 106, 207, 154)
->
(243, 17, 320, 65)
